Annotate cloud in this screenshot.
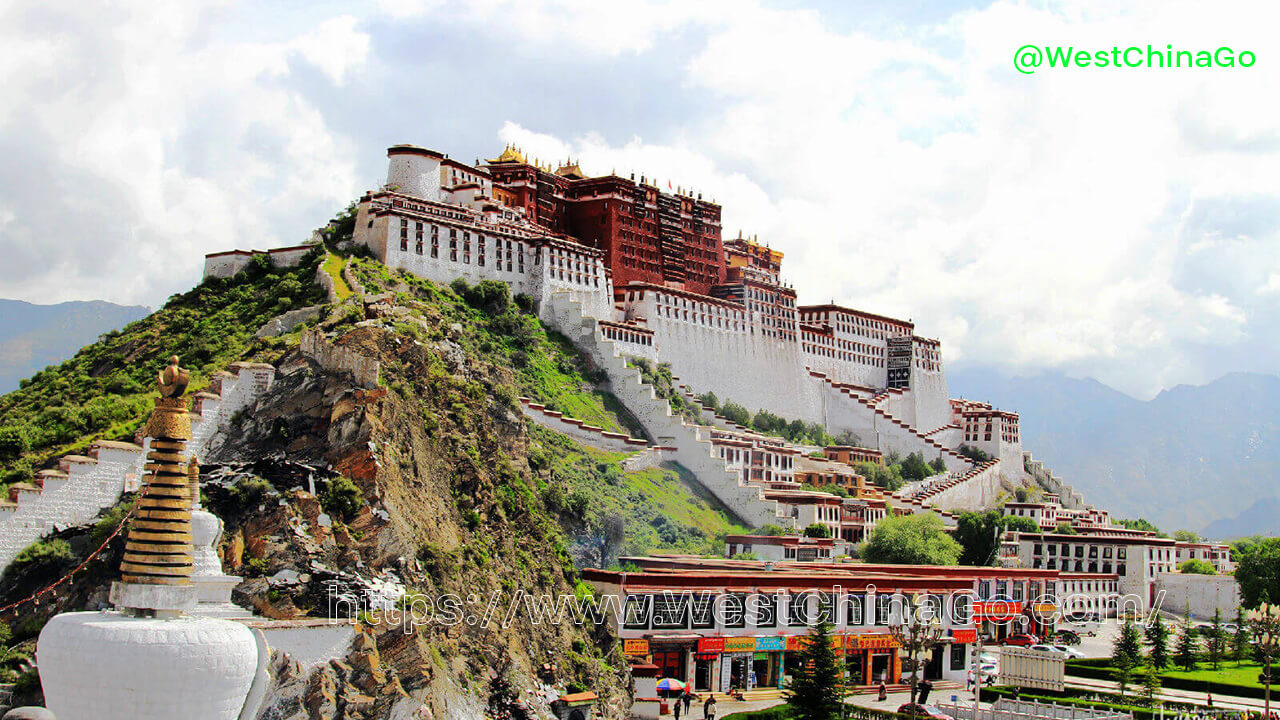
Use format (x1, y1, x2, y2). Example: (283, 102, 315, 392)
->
(288, 15, 370, 86)
(2, 0, 1278, 398)
(0, 1, 361, 305)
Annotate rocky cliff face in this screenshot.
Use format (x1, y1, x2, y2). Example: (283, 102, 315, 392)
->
(202, 311, 630, 719)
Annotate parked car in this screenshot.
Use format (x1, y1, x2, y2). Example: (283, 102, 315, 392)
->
(968, 662, 999, 686)
(897, 704, 951, 720)
(980, 653, 999, 665)
(1005, 634, 1039, 647)
(1049, 629, 1081, 645)
(1029, 644, 1061, 655)
(1052, 644, 1086, 659)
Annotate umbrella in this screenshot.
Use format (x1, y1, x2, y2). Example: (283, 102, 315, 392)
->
(656, 678, 686, 692)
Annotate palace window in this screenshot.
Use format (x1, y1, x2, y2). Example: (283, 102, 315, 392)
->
(623, 595, 650, 630)
(747, 593, 772, 628)
(652, 593, 688, 629)
(691, 594, 715, 629)
(847, 594, 864, 625)
(721, 591, 747, 625)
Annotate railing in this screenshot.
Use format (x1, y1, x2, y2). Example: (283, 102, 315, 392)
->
(936, 699, 1131, 720)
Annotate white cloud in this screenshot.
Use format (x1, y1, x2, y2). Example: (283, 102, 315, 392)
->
(2, 0, 1277, 398)
(472, 0, 1280, 397)
(288, 15, 370, 86)
(0, 1, 361, 305)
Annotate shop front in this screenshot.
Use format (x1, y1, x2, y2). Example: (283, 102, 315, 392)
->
(695, 638, 723, 692)
(719, 637, 756, 692)
(846, 633, 902, 686)
(650, 636, 696, 685)
(753, 636, 786, 689)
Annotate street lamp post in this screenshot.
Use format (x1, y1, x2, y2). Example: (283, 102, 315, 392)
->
(889, 594, 946, 708)
(1249, 602, 1280, 719)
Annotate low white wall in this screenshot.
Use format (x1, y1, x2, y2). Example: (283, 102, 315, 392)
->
(1156, 573, 1241, 621)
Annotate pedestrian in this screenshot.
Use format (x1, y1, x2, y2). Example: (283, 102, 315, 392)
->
(1207, 694, 1214, 710)
(682, 689, 693, 716)
(674, 695, 683, 720)
(878, 681, 888, 702)
(704, 693, 717, 720)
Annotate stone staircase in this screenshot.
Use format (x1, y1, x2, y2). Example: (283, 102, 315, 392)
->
(542, 292, 799, 529)
(900, 459, 1002, 512)
(1023, 451, 1087, 510)
(0, 361, 277, 574)
(808, 371, 971, 472)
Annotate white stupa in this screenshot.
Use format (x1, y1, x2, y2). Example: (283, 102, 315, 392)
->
(37, 358, 268, 720)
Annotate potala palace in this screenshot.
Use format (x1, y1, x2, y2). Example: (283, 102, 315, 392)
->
(1, 141, 1247, 719)
(203, 143, 1239, 614)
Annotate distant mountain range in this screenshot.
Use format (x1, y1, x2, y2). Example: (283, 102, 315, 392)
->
(949, 368, 1280, 540)
(0, 299, 149, 394)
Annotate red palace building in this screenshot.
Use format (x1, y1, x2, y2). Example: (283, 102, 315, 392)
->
(485, 145, 725, 296)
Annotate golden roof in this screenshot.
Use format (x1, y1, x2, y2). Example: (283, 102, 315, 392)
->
(555, 161, 586, 180)
(488, 144, 527, 164)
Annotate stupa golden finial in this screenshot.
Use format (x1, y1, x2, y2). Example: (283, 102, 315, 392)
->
(121, 356, 195, 587)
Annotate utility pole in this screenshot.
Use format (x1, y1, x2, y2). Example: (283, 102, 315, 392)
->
(1249, 601, 1280, 719)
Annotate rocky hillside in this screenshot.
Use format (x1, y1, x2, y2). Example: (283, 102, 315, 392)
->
(0, 247, 747, 718)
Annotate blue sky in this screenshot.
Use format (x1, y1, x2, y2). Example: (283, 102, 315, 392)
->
(1, 0, 1277, 398)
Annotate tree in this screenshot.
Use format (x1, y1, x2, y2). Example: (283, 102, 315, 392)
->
(1175, 615, 1198, 671)
(1004, 516, 1040, 534)
(1113, 618, 1143, 693)
(862, 514, 962, 566)
(954, 512, 1038, 566)
(1173, 530, 1202, 543)
(0, 426, 28, 461)
(954, 511, 1004, 566)
(1178, 559, 1217, 575)
(1145, 613, 1170, 670)
(1116, 518, 1167, 537)
(804, 523, 832, 539)
(1206, 609, 1227, 670)
(1137, 659, 1162, 708)
(1232, 606, 1249, 665)
(929, 456, 947, 473)
(785, 621, 844, 720)
(720, 401, 751, 427)
(1235, 538, 1280, 609)
(899, 452, 932, 481)
(1055, 522, 1079, 535)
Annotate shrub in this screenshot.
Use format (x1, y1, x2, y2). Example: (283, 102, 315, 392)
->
(321, 475, 364, 522)
(11, 538, 73, 571)
(804, 523, 832, 538)
(230, 476, 272, 506)
(1178, 558, 1216, 575)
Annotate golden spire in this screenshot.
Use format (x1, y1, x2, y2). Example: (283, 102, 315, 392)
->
(120, 356, 195, 587)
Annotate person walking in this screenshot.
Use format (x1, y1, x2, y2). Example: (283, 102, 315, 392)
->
(682, 689, 693, 716)
(878, 682, 888, 702)
(674, 695, 683, 720)
(704, 694, 717, 720)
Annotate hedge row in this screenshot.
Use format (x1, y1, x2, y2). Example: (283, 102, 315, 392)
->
(981, 687, 1165, 720)
(724, 704, 918, 720)
(1065, 661, 1269, 700)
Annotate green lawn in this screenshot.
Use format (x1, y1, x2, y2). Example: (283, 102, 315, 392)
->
(1161, 662, 1266, 687)
(321, 252, 352, 299)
